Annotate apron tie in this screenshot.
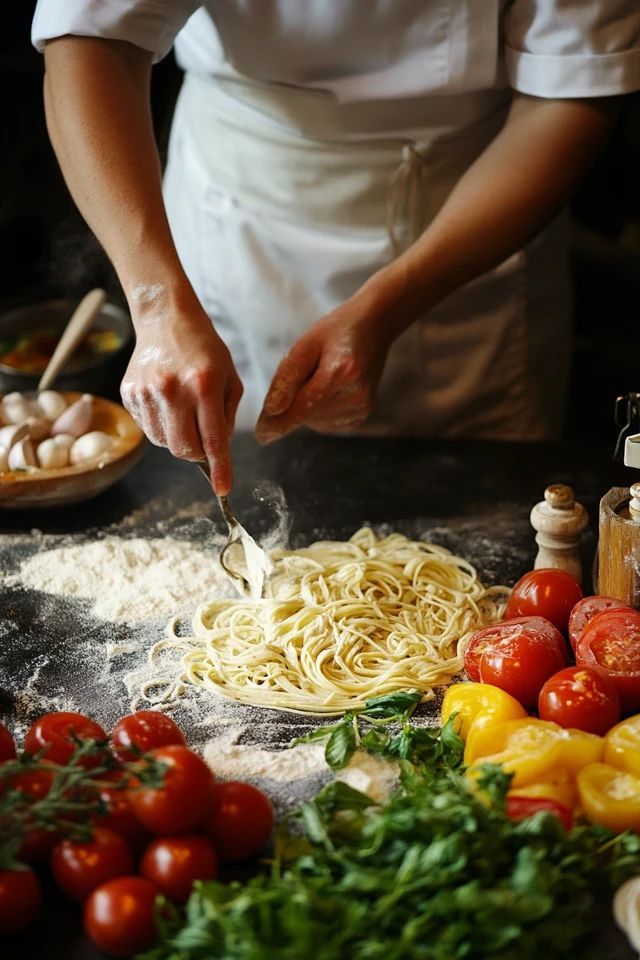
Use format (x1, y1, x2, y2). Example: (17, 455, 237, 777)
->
(387, 143, 425, 258)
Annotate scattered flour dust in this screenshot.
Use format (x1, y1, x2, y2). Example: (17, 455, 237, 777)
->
(204, 728, 399, 803)
(6, 536, 230, 622)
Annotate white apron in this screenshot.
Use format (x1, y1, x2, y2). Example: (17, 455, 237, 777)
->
(163, 71, 572, 441)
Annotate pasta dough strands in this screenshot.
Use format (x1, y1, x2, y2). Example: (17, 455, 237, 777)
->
(150, 528, 509, 716)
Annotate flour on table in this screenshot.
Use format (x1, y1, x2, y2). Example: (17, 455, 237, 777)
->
(6, 536, 230, 622)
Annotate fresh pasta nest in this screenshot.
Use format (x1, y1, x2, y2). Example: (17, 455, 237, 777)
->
(151, 528, 509, 716)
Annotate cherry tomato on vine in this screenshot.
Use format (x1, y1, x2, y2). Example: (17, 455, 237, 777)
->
(505, 795, 573, 831)
(568, 596, 630, 651)
(0, 722, 16, 762)
(140, 835, 218, 903)
(129, 745, 215, 834)
(95, 782, 150, 852)
(10, 768, 58, 862)
(464, 616, 566, 683)
(576, 608, 640, 713)
(111, 711, 186, 762)
(204, 781, 275, 862)
(51, 827, 134, 903)
(24, 712, 107, 766)
(84, 876, 158, 958)
(538, 666, 621, 735)
(503, 568, 583, 633)
(0, 868, 42, 934)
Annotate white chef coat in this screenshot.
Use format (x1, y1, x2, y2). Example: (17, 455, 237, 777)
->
(32, 2, 640, 439)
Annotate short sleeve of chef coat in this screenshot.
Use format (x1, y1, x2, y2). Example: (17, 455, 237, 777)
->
(31, 0, 199, 61)
(505, 0, 640, 98)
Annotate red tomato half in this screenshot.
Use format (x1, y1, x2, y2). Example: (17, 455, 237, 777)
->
(24, 712, 107, 766)
(464, 616, 566, 683)
(111, 711, 186, 762)
(0, 722, 16, 762)
(84, 876, 158, 958)
(505, 795, 573, 831)
(204, 781, 275, 862)
(568, 596, 630, 651)
(0, 868, 42, 934)
(538, 666, 620, 735)
(576, 608, 640, 714)
(504, 568, 583, 633)
(140, 835, 218, 903)
(129, 746, 216, 834)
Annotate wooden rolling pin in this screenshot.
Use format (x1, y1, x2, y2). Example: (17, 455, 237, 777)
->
(598, 434, 640, 609)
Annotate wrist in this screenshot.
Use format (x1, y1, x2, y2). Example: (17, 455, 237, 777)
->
(125, 276, 205, 330)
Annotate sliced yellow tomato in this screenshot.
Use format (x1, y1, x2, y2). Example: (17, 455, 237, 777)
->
(441, 682, 526, 740)
(556, 728, 604, 776)
(577, 762, 640, 832)
(605, 715, 640, 777)
(508, 766, 576, 810)
(465, 718, 563, 788)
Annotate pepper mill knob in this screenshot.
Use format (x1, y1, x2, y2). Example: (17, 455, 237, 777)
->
(530, 483, 589, 584)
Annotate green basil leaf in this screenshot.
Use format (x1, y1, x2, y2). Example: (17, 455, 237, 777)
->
(325, 722, 357, 769)
(362, 690, 421, 719)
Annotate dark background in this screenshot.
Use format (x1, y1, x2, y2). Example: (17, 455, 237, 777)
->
(2, 4, 639, 447)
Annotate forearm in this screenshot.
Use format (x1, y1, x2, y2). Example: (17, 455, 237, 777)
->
(364, 93, 617, 333)
(43, 37, 196, 317)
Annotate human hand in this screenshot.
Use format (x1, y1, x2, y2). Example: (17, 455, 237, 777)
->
(255, 296, 394, 444)
(120, 292, 243, 494)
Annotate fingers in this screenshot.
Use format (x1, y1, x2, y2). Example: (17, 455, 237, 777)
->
(261, 338, 321, 418)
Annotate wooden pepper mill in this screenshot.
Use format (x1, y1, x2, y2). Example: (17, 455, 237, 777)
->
(598, 434, 640, 609)
(530, 484, 589, 584)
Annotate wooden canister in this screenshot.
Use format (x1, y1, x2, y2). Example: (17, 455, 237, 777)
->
(598, 487, 640, 609)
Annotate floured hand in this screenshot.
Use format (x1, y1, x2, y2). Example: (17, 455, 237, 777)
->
(121, 288, 243, 494)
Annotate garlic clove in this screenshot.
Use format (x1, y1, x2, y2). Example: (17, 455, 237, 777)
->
(8, 436, 37, 471)
(23, 416, 51, 442)
(35, 390, 68, 421)
(37, 436, 71, 469)
(70, 430, 113, 464)
(51, 394, 93, 438)
(1, 391, 33, 425)
(0, 422, 29, 451)
(0, 445, 8, 472)
(52, 433, 75, 452)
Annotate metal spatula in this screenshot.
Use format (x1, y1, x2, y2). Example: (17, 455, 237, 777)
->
(196, 462, 272, 598)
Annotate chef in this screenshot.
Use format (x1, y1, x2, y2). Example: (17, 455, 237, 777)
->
(32, 3, 640, 493)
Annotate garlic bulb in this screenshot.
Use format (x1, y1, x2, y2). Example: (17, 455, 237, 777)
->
(70, 431, 113, 464)
(36, 390, 68, 421)
(23, 416, 51, 442)
(36, 436, 71, 469)
(8, 436, 37, 471)
(51, 394, 93, 438)
(1, 392, 33, 425)
(0, 446, 8, 472)
(0, 422, 29, 451)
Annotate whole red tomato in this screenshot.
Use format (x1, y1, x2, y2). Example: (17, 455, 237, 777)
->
(0, 867, 42, 934)
(0, 722, 16, 762)
(24, 712, 107, 766)
(51, 827, 134, 903)
(204, 781, 274, 862)
(478, 629, 567, 707)
(576, 608, 640, 713)
(129, 745, 215, 834)
(140, 835, 218, 903)
(111, 711, 186, 762)
(95, 782, 150, 853)
(503, 568, 583, 633)
(567, 596, 631, 651)
(538, 666, 621, 735)
(9, 768, 58, 863)
(84, 876, 158, 958)
(464, 616, 566, 682)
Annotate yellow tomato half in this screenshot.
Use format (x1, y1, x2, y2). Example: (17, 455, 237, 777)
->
(577, 762, 640, 832)
(465, 718, 563, 788)
(441, 682, 526, 740)
(508, 766, 576, 810)
(605, 715, 640, 777)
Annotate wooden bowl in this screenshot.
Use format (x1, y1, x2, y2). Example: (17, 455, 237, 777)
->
(0, 392, 145, 509)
